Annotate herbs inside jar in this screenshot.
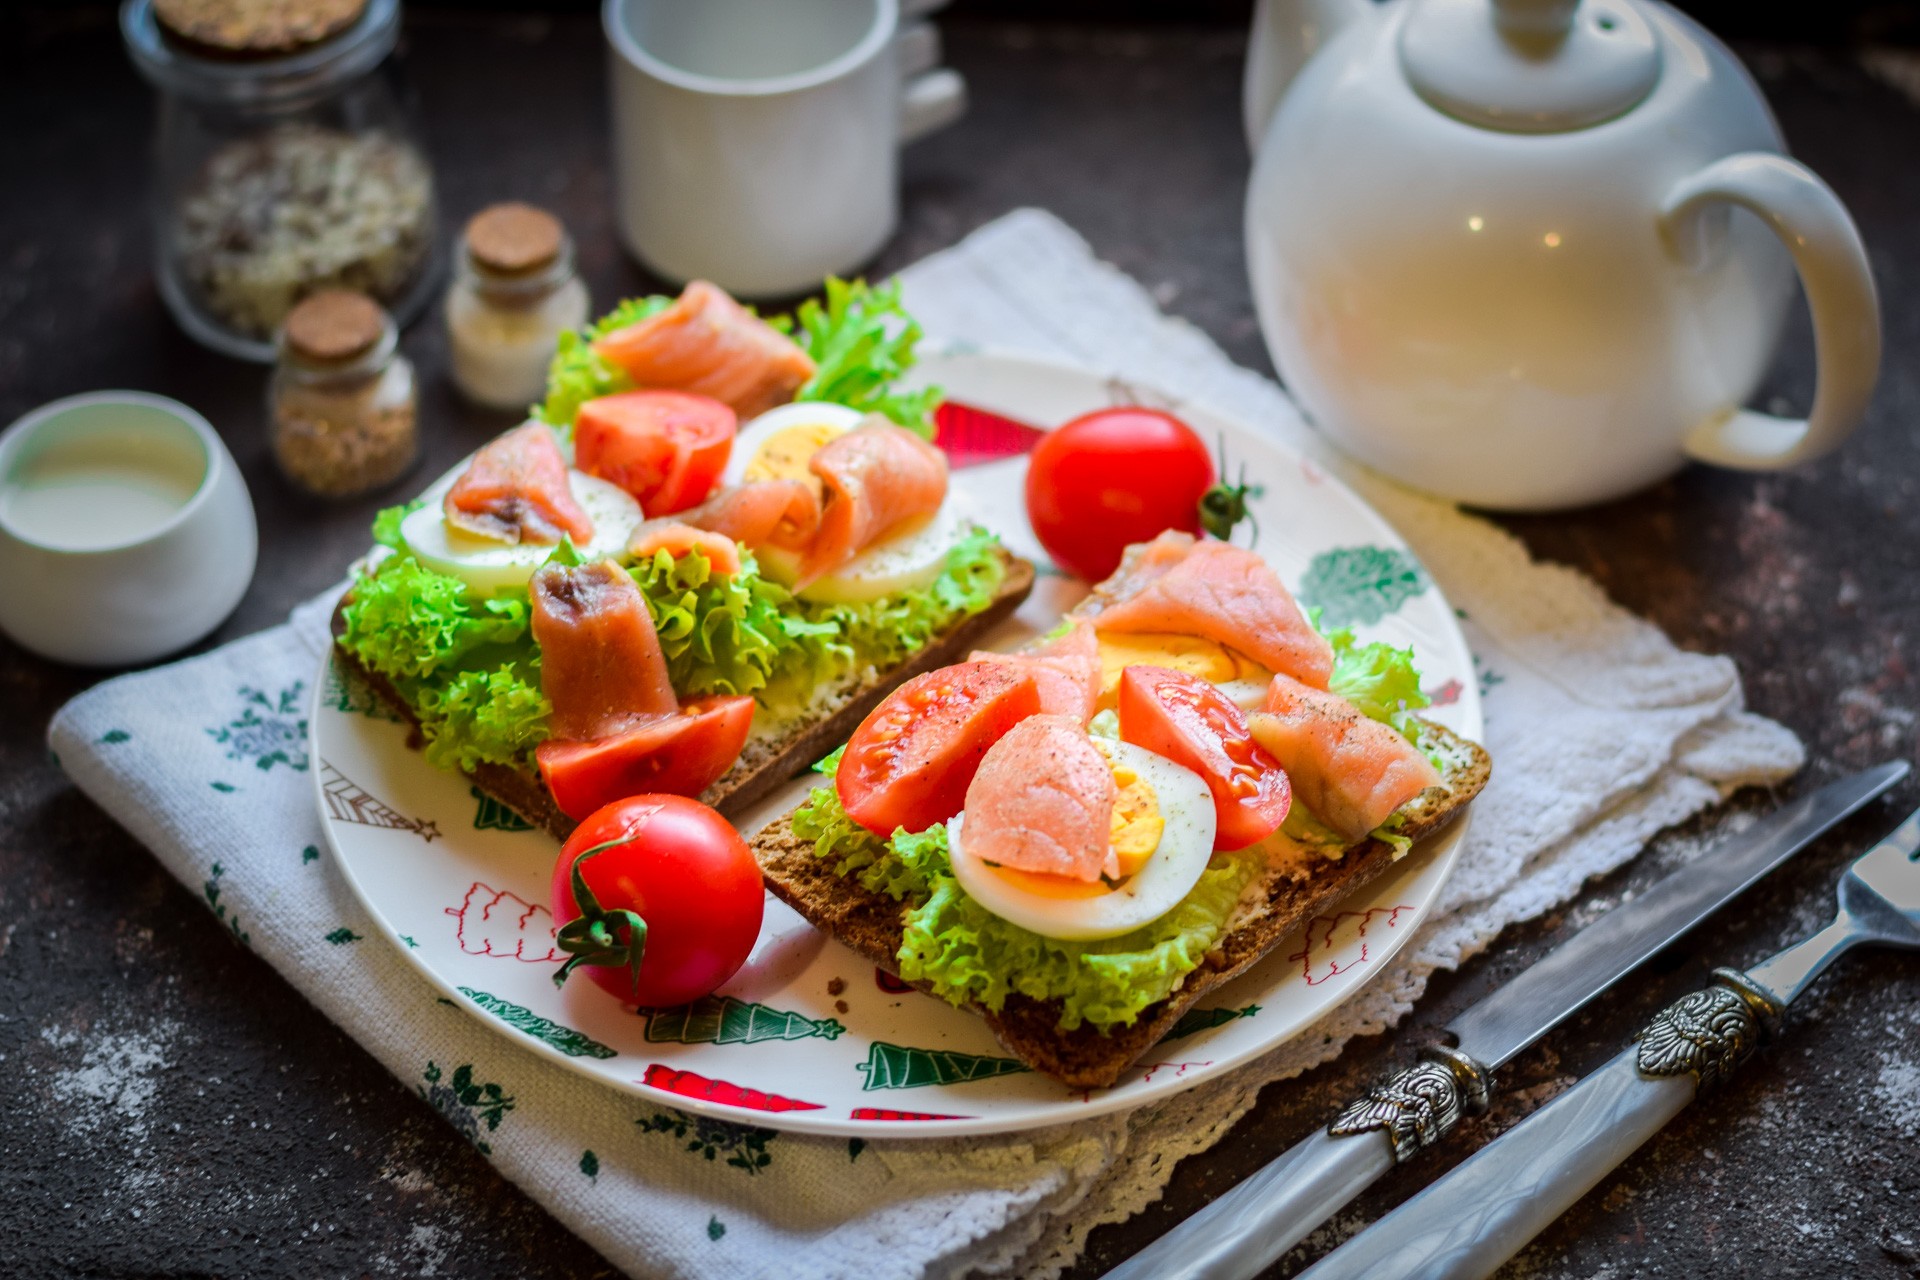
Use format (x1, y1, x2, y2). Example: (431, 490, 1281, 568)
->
(174, 124, 434, 344)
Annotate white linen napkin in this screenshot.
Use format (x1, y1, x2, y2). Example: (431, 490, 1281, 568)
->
(49, 208, 1802, 1280)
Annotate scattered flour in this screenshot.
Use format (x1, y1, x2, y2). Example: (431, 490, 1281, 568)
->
(40, 1018, 181, 1142)
(1874, 1056, 1920, 1140)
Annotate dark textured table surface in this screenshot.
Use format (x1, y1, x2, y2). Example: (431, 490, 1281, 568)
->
(4, 8, 1919, 1279)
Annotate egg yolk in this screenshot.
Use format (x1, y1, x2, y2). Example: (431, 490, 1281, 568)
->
(987, 746, 1163, 899)
(742, 422, 845, 489)
(1095, 634, 1264, 708)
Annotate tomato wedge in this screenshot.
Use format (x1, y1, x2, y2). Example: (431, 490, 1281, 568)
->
(575, 390, 736, 515)
(837, 662, 1043, 838)
(536, 694, 755, 821)
(1117, 665, 1291, 850)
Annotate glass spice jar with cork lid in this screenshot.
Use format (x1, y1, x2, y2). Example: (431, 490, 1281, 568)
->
(445, 202, 590, 411)
(269, 289, 418, 497)
(122, 0, 439, 362)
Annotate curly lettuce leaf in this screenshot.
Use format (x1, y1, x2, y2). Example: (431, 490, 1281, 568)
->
(791, 762, 1258, 1032)
(415, 663, 551, 773)
(371, 498, 423, 550)
(1311, 612, 1430, 741)
(338, 554, 549, 770)
(339, 554, 530, 681)
(337, 527, 1003, 773)
(533, 295, 673, 429)
(789, 526, 1005, 688)
(630, 546, 834, 698)
(787, 277, 941, 436)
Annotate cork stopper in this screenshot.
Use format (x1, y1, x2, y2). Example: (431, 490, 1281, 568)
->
(464, 203, 565, 277)
(283, 289, 386, 363)
(152, 0, 368, 56)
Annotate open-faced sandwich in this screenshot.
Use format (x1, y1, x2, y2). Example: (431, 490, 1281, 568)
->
(753, 530, 1490, 1088)
(331, 278, 1034, 836)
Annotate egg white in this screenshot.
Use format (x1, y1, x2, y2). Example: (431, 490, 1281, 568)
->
(946, 741, 1218, 942)
(720, 401, 867, 487)
(792, 500, 973, 604)
(400, 468, 642, 596)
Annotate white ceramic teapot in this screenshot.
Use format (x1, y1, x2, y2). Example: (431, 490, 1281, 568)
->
(1244, 0, 1882, 510)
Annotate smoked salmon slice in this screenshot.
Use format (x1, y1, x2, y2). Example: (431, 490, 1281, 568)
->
(530, 559, 677, 741)
(1248, 674, 1441, 841)
(591, 281, 817, 420)
(797, 421, 949, 588)
(1086, 534, 1334, 689)
(970, 621, 1101, 725)
(672, 479, 821, 553)
(962, 714, 1119, 883)
(627, 520, 744, 577)
(444, 422, 595, 546)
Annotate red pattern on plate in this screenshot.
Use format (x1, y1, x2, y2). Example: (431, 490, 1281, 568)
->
(932, 401, 1045, 469)
(642, 1064, 824, 1112)
(446, 882, 563, 963)
(1288, 905, 1414, 986)
(849, 1107, 974, 1121)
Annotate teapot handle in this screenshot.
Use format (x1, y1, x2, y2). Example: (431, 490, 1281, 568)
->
(1660, 153, 1880, 470)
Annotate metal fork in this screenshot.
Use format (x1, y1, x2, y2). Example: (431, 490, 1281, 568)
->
(1294, 804, 1920, 1280)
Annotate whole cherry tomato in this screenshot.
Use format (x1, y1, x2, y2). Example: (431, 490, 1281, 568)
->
(550, 794, 764, 1006)
(1025, 408, 1254, 581)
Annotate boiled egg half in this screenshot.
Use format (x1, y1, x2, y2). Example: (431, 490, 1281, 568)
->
(1095, 633, 1271, 713)
(946, 739, 1217, 941)
(399, 463, 641, 596)
(727, 401, 971, 605)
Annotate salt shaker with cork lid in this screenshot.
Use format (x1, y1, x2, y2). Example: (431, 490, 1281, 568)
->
(269, 289, 419, 497)
(446, 203, 590, 411)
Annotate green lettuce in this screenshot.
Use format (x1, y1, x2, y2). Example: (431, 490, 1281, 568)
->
(629, 546, 833, 698)
(786, 277, 941, 436)
(791, 762, 1259, 1032)
(336, 525, 1006, 771)
(533, 295, 673, 429)
(789, 526, 1005, 689)
(1317, 618, 1430, 741)
(337, 554, 550, 770)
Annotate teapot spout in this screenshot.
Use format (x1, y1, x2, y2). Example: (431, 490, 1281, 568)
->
(1244, 0, 1370, 151)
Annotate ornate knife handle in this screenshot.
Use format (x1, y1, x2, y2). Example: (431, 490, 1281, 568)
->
(1329, 1045, 1493, 1163)
(1100, 1046, 1494, 1280)
(1295, 970, 1786, 1280)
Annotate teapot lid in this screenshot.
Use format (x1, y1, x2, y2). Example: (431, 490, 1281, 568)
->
(1399, 0, 1662, 133)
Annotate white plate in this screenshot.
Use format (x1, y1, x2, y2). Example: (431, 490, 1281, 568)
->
(313, 350, 1482, 1139)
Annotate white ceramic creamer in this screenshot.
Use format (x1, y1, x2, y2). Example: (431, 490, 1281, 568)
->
(1244, 0, 1881, 510)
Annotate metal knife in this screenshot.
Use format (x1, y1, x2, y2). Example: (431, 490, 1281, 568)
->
(1100, 761, 1907, 1280)
(1296, 799, 1920, 1280)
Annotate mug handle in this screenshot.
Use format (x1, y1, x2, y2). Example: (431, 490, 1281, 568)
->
(1659, 152, 1881, 470)
(900, 65, 967, 143)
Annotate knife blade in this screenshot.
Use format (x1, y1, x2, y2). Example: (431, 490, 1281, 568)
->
(1100, 760, 1907, 1280)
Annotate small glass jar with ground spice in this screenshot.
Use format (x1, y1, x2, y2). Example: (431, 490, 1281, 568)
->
(122, 0, 439, 362)
(445, 203, 591, 411)
(269, 289, 418, 497)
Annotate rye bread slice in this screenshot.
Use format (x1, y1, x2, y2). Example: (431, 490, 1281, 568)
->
(329, 547, 1036, 842)
(753, 720, 1491, 1089)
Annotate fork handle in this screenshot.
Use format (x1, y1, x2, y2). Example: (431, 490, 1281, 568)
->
(1296, 971, 1781, 1280)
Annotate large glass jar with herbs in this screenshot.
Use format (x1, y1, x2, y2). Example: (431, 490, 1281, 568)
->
(122, 0, 439, 362)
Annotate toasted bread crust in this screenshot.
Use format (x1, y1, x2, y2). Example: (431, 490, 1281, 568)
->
(328, 548, 1037, 842)
(752, 721, 1491, 1088)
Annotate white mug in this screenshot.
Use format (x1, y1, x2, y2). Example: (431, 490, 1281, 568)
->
(0, 392, 257, 667)
(604, 0, 965, 297)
